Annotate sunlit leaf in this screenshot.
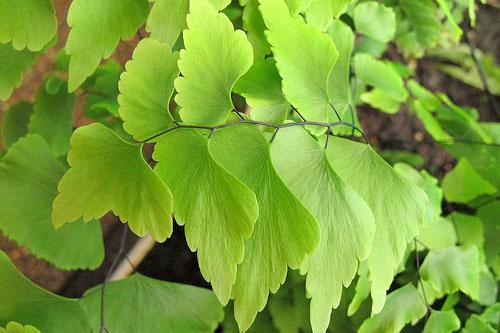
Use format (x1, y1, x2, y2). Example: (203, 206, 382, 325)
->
(242, 0, 270, 61)
(358, 284, 426, 333)
(210, 124, 320, 331)
(260, 0, 339, 131)
(328, 137, 427, 313)
(271, 127, 375, 333)
(423, 310, 460, 333)
(153, 129, 258, 304)
(146, 0, 189, 46)
(420, 245, 480, 300)
(119, 38, 179, 142)
(65, 0, 149, 91)
(0, 322, 40, 333)
(175, 0, 253, 126)
(306, 0, 351, 31)
(52, 123, 173, 242)
(353, 1, 395, 43)
(0, 0, 56, 51)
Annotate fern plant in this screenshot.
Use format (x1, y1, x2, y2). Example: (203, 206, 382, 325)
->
(0, 0, 498, 332)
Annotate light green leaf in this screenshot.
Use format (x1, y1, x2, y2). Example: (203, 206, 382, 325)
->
(442, 158, 496, 204)
(52, 123, 173, 242)
(0, 134, 104, 270)
(284, 0, 315, 15)
(423, 310, 460, 333)
(347, 262, 370, 316)
(234, 58, 288, 123)
(417, 217, 457, 250)
(0, 251, 92, 331)
(118, 38, 179, 142)
(153, 129, 258, 304)
(242, 0, 271, 61)
(146, 0, 189, 46)
(1, 101, 33, 149)
(328, 137, 427, 313)
(80, 273, 223, 332)
(175, 0, 253, 126)
(0, 322, 40, 333)
(210, 124, 320, 331)
(65, 0, 149, 91)
(306, 0, 351, 31)
(478, 269, 498, 306)
(396, 0, 440, 57)
(449, 212, 484, 251)
(477, 201, 500, 275)
(327, 20, 354, 120)
(353, 1, 395, 43)
(29, 78, 75, 157)
(358, 284, 427, 333)
(354, 53, 407, 102)
(435, 0, 462, 41)
(394, 163, 442, 224)
(361, 89, 401, 114)
(411, 100, 452, 142)
(271, 126, 375, 333)
(463, 315, 496, 333)
(0, 43, 36, 101)
(0, 0, 56, 51)
(420, 245, 480, 300)
(260, 0, 339, 130)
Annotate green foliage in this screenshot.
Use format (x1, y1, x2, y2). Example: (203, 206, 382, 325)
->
(0, 322, 40, 333)
(272, 127, 374, 332)
(65, 0, 149, 91)
(0, 135, 103, 269)
(0, 252, 92, 331)
(153, 129, 258, 304)
(52, 123, 173, 242)
(260, 0, 338, 131)
(0, 43, 36, 101)
(1, 101, 33, 149)
(210, 124, 320, 331)
(1, 0, 499, 332)
(0, 0, 56, 51)
(175, 0, 253, 126)
(329, 137, 427, 313)
(118, 38, 179, 142)
(81, 274, 224, 332)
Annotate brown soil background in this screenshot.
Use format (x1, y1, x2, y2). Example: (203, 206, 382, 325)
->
(0, 1, 498, 296)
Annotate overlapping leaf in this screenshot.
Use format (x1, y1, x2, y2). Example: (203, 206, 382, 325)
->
(146, 0, 189, 46)
(423, 310, 460, 333)
(0, 322, 40, 333)
(1, 101, 33, 149)
(353, 1, 395, 43)
(242, 0, 270, 61)
(80, 274, 224, 332)
(259, 0, 339, 130)
(328, 136, 427, 313)
(358, 284, 426, 333)
(210, 124, 320, 331)
(119, 38, 179, 142)
(65, 0, 149, 91)
(0, 43, 36, 101)
(29, 77, 76, 157)
(0, 252, 92, 331)
(0, 134, 104, 270)
(306, 0, 351, 31)
(52, 123, 173, 242)
(420, 245, 480, 300)
(175, 0, 253, 126)
(234, 58, 288, 123)
(284, 0, 315, 15)
(0, 0, 56, 51)
(271, 127, 375, 333)
(153, 129, 258, 304)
